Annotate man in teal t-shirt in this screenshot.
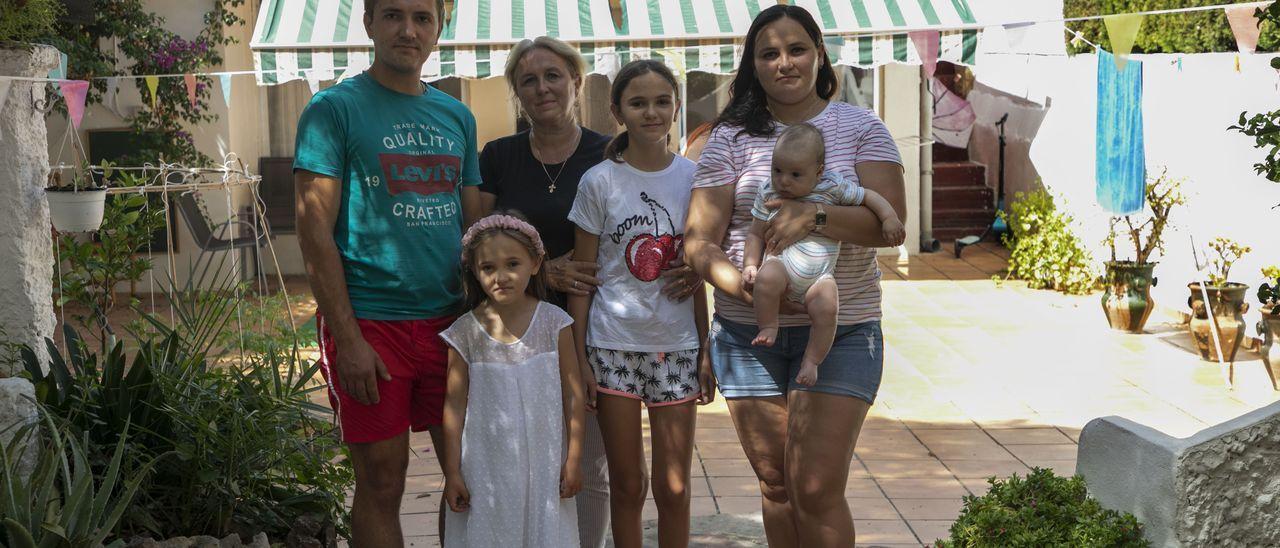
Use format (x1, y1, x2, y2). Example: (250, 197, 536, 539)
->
(293, 0, 475, 545)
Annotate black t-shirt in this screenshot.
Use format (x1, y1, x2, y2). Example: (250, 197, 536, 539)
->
(478, 128, 611, 260)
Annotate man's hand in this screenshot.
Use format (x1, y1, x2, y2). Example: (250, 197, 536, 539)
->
(335, 335, 392, 405)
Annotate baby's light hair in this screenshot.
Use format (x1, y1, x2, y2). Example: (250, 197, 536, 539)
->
(775, 123, 826, 166)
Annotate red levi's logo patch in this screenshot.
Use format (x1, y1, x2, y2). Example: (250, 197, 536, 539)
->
(380, 153, 460, 196)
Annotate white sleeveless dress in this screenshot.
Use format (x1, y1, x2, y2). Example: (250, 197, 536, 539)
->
(439, 302, 580, 548)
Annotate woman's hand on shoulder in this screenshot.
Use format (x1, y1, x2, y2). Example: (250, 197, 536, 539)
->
(547, 251, 601, 296)
(762, 199, 818, 255)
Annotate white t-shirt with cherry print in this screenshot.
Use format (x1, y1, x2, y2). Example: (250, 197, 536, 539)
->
(567, 155, 699, 352)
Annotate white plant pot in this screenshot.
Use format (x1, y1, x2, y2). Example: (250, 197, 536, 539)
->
(46, 188, 107, 232)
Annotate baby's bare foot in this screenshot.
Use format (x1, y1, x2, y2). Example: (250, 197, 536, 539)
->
(752, 327, 778, 347)
(795, 362, 819, 386)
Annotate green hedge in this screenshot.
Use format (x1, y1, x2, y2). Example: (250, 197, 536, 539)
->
(1064, 1, 1278, 55)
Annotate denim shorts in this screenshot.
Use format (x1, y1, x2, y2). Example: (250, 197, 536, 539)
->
(708, 316, 883, 404)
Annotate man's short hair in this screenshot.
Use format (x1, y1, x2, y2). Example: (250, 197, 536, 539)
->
(364, 0, 446, 28)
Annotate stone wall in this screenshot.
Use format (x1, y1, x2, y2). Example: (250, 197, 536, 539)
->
(0, 44, 59, 375)
(1078, 400, 1280, 547)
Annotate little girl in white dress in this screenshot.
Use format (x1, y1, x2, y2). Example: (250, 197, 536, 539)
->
(440, 214, 587, 547)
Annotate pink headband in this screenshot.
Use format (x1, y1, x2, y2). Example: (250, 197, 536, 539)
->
(461, 215, 546, 264)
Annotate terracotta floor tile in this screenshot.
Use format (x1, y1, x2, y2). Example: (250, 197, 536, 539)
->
(959, 478, 993, 497)
(715, 495, 763, 516)
(875, 478, 968, 499)
(696, 441, 749, 460)
(399, 513, 436, 537)
(854, 519, 920, 545)
(846, 478, 887, 498)
(891, 498, 964, 521)
(708, 476, 767, 498)
(909, 519, 957, 546)
(404, 536, 439, 548)
(861, 457, 954, 479)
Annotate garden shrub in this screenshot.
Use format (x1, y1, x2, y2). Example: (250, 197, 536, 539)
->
(1001, 189, 1098, 295)
(937, 468, 1150, 548)
(0, 0, 61, 43)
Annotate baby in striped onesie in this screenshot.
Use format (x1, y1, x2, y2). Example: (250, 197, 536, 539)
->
(742, 123, 905, 386)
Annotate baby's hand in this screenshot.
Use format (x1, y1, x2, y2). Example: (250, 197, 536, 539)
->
(882, 218, 906, 248)
(560, 461, 582, 498)
(443, 475, 471, 512)
(742, 265, 758, 287)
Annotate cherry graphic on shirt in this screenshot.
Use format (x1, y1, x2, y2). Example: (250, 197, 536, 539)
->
(625, 192, 682, 282)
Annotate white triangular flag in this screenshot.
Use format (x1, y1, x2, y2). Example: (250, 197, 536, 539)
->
(1003, 22, 1034, 50)
(306, 76, 321, 96)
(104, 78, 121, 117)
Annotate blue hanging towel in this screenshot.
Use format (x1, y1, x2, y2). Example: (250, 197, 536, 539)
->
(1096, 50, 1146, 215)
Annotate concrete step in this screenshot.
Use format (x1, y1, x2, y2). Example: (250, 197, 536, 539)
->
(933, 225, 994, 241)
(934, 185, 994, 210)
(934, 207, 996, 225)
(934, 161, 987, 187)
(933, 143, 970, 163)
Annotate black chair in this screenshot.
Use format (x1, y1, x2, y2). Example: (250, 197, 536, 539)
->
(174, 192, 271, 284)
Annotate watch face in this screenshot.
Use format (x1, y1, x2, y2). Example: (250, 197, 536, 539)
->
(815, 211, 827, 226)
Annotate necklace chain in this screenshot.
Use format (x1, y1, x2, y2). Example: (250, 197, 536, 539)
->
(531, 127, 581, 194)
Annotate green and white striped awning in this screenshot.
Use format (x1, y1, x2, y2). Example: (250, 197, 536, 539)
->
(250, 0, 981, 85)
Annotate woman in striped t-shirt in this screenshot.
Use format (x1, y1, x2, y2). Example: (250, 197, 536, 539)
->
(684, 5, 906, 547)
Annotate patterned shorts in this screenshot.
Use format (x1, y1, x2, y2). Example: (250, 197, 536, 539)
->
(586, 346, 701, 407)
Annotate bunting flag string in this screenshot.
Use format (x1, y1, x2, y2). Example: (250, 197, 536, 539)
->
(144, 75, 159, 109)
(1003, 22, 1035, 50)
(1225, 5, 1264, 54)
(57, 80, 90, 130)
(1103, 13, 1145, 71)
(909, 31, 941, 78)
(219, 74, 233, 107)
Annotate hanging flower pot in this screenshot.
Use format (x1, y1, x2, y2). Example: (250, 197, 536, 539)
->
(45, 187, 107, 232)
(1101, 261, 1157, 333)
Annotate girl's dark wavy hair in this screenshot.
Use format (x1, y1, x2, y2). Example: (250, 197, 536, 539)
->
(604, 59, 680, 163)
(714, 5, 838, 138)
(459, 210, 550, 312)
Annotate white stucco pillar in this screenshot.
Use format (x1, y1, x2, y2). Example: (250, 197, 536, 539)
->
(0, 44, 59, 375)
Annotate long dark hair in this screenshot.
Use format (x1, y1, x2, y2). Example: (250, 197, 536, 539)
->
(604, 59, 680, 163)
(715, 5, 838, 138)
(459, 212, 550, 312)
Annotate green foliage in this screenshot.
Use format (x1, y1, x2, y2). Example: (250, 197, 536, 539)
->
(0, 415, 159, 548)
(1064, 1, 1279, 55)
(1259, 265, 1280, 312)
(54, 171, 167, 343)
(0, 0, 62, 43)
(937, 468, 1149, 548)
(22, 255, 351, 541)
(1104, 169, 1186, 265)
(1001, 189, 1098, 295)
(36, 0, 246, 165)
(1229, 3, 1280, 185)
(1205, 237, 1251, 287)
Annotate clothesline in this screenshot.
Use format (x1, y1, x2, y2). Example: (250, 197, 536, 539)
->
(0, 0, 1269, 83)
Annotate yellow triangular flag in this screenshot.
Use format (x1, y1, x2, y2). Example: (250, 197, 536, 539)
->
(1235, 54, 1242, 73)
(145, 75, 159, 109)
(1103, 13, 1144, 71)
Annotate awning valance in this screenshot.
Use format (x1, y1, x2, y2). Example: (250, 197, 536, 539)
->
(250, 0, 981, 85)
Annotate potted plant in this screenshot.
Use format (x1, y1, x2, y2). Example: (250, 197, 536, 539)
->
(1101, 171, 1185, 333)
(1258, 265, 1280, 390)
(45, 161, 109, 232)
(1187, 237, 1252, 362)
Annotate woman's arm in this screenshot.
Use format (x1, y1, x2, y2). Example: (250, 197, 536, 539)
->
(685, 185, 751, 303)
(441, 348, 471, 512)
(477, 191, 497, 217)
(763, 161, 907, 250)
(567, 228, 601, 411)
(557, 326, 586, 498)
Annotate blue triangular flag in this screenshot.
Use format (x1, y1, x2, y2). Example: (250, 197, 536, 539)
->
(48, 52, 68, 80)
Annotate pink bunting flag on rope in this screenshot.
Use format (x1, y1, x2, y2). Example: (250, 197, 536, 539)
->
(1225, 5, 1262, 54)
(58, 80, 90, 130)
(909, 31, 940, 78)
(184, 73, 197, 107)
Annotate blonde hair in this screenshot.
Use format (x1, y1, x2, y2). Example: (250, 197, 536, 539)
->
(505, 37, 587, 122)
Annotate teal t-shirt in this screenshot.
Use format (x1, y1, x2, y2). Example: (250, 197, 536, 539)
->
(294, 73, 480, 320)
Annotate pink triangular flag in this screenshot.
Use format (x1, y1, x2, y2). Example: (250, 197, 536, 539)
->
(1225, 6, 1262, 54)
(58, 80, 90, 130)
(184, 73, 197, 107)
(909, 31, 940, 78)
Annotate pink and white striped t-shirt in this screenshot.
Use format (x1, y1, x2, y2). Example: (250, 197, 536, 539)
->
(692, 101, 903, 326)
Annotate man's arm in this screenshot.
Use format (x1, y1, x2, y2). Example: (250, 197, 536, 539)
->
(296, 169, 390, 404)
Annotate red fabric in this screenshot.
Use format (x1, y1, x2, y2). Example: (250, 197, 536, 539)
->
(318, 314, 454, 443)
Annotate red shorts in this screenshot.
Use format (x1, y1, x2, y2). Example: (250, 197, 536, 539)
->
(318, 314, 454, 444)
